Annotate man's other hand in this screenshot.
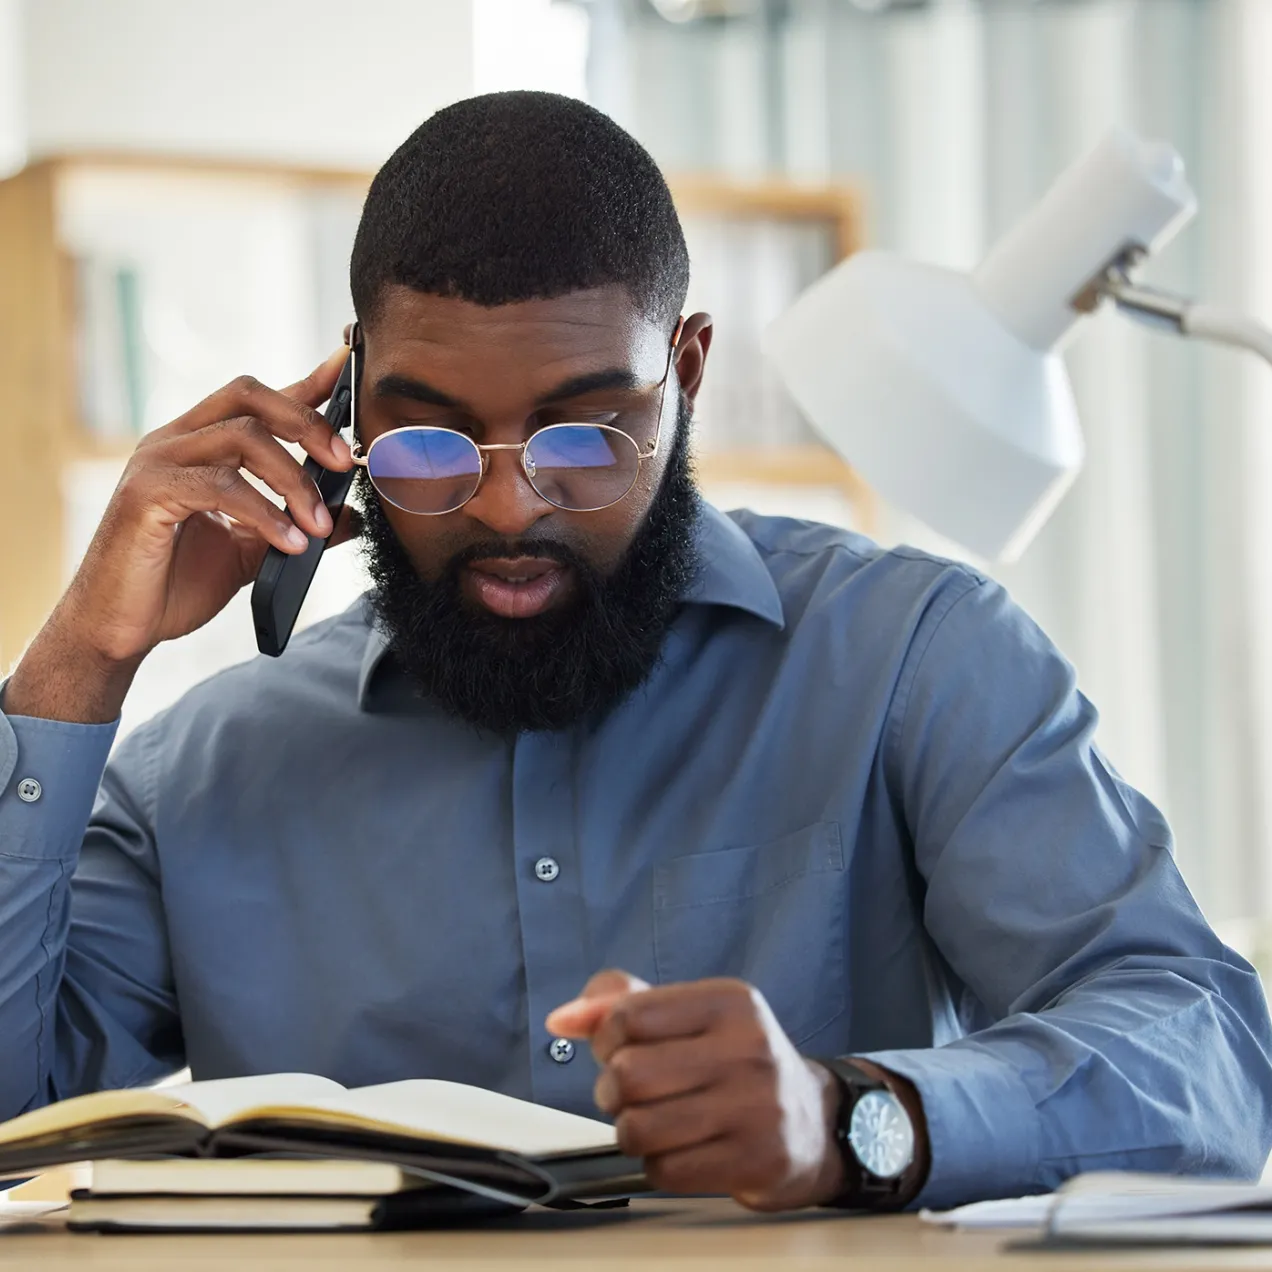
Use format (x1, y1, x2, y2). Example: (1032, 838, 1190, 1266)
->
(546, 971, 847, 1211)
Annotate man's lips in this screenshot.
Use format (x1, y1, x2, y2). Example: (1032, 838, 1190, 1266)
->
(463, 557, 573, 618)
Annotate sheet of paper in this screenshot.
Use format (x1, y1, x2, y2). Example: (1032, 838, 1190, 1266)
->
(0, 1199, 70, 1227)
(920, 1194, 1055, 1229)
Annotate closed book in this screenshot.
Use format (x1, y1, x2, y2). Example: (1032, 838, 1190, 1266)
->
(67, 1187, 518, 1233)
(89, 1156, 428, 1196)
(0, 1073, 645, 1210)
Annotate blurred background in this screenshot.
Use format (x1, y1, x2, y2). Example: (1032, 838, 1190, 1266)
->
(3, 0, 1272, 964)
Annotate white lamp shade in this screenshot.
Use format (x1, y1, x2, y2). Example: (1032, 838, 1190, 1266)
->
(761, 129, 1198, 562)
(763, 250, 1085, 562)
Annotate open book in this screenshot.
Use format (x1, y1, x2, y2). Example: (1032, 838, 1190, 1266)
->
(0, 1073, 643, 1209)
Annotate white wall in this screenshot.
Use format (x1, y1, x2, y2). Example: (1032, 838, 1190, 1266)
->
(473, 0, 589, 98)
(16, 0, 476, 171)
(0, 0, 23, 174)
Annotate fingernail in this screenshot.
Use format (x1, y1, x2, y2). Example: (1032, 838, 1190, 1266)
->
(286, 525, 309, 551)
(314, 502, 333, 536)
(330, 434, 352, 464)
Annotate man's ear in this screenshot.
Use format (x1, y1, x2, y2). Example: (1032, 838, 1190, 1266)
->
(672, 312, 714, 407)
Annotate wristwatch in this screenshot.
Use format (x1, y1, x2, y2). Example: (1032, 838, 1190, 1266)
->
(817, 1057, 919, 1209)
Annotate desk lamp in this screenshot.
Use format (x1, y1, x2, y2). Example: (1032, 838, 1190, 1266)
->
(763, 128, 1272, 561)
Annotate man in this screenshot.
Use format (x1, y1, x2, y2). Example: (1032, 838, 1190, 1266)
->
(2, 91, 1269, 1213)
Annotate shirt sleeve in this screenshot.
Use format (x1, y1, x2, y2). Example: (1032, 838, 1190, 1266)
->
(0, 688, 182, 1119)
(863, 575, 1272, 1209)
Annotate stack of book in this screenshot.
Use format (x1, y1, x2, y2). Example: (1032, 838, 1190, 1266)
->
(0, 1073, 643, 1233)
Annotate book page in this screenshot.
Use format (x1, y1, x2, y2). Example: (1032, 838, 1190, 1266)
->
(165, 1074, 348, 1127)
(0, 1073, 350, 1149)
(0, 1088, 197, 1147)
(223, 1080, 617, 1157)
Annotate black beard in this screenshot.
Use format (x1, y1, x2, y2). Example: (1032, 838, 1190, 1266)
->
(358, 400, 701, 735)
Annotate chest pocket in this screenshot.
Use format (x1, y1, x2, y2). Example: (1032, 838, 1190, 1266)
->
(652, 822, 847, 1046)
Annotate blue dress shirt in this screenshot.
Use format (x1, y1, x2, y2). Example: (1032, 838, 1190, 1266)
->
(1, 503, 1269, 1208)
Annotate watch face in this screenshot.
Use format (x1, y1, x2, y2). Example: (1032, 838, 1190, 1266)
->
(848, 1089, 915, 1179)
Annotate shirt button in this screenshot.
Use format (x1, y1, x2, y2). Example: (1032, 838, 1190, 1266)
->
(548, 1038, 575, 1064)
(15, 778, 41, 803)
(534, 856, 560, 883)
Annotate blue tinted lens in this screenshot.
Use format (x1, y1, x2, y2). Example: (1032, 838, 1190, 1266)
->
(525, 426, 639, 511)
(367, 429, 482, 514)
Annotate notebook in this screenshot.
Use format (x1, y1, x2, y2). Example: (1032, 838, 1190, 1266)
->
(0, 1073, 644, 1210)
(66, 1193, 480, 1233)
(88, 1156, 425, 1197)
(64, 1155, 539, 1232)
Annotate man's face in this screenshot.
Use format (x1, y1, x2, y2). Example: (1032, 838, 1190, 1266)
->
(355, 284, 714, 733)
(357, 283, 705, 600)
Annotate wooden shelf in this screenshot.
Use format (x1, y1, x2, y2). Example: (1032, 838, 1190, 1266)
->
(695, 445, 877, 532)
(29, 150, 374, 194)
(667, 175, 864, 261)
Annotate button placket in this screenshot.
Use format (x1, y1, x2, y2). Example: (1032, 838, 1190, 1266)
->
(511, 730, 593, 1107)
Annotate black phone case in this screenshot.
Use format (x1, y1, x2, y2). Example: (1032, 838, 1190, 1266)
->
(251, 355, 356, 657)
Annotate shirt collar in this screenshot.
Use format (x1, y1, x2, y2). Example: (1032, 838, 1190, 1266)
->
(682, 499, 786, 628)
(357, 500, 785, 711)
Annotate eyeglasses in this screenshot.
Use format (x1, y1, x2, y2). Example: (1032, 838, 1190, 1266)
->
(349, 318, 684, 516)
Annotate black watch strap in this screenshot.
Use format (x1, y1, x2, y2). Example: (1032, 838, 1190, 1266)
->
(817, 1057, 916, 1211)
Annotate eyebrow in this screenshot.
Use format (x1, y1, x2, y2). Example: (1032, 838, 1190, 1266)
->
(372, 367, 643, 412)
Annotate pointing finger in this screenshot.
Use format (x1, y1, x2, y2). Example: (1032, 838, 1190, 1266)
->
(546, 970, 649, 1039)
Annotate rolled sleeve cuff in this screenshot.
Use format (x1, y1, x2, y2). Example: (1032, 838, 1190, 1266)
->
(859, 1042, 1041, 1210)
(0, 690, 119, 861)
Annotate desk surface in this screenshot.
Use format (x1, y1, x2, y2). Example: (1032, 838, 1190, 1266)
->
(3, 1198, 1272, 1271)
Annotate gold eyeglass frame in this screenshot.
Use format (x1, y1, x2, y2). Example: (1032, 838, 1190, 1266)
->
(347, 316, 685, 516)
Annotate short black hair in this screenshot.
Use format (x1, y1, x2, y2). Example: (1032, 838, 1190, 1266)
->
(350, 91, 689, 332)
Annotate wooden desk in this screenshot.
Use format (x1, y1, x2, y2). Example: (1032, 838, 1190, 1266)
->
(1, 1197, 1270, 1271)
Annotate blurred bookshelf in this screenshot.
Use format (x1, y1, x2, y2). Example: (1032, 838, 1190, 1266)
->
(0, 154, 369, 670)
(1, 155, 872, 673)
(670, 176, 874, 534)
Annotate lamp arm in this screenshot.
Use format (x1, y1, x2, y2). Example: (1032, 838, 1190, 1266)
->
(1182, 304, 1272, 366)
(1099, 272, 1272, 367)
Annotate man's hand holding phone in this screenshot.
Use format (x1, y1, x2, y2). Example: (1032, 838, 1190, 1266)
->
(4, 351, 355, 725)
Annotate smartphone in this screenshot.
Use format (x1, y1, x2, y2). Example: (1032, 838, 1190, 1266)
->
(251, 349, 357, 657)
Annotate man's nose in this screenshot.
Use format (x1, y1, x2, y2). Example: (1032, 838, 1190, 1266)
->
(462, 448, 554, 538)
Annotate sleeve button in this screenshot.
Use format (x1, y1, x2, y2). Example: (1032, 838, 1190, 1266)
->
(16, 778, 42, 803)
